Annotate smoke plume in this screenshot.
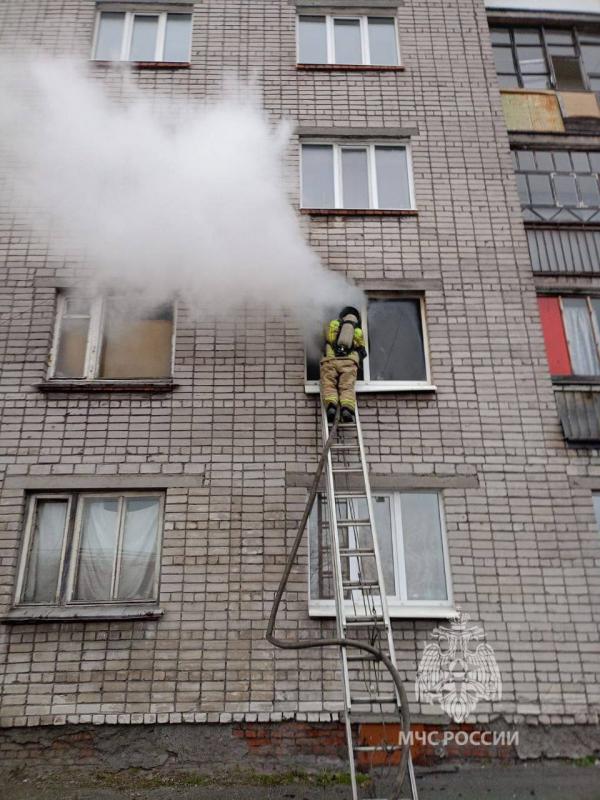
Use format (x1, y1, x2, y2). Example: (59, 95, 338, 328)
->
(0, 58, 361, 322)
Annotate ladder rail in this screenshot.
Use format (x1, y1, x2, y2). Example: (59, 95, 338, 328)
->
(266, 403, 414, 800)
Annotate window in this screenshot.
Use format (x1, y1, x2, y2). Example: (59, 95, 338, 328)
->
(539, 294, 600, 377)
(308, 491, 452, 617)
(297, 15, 400, 66)
(93, 9, 192, 63)
(490, 25, 600, 91)
(301, 143, 414, 210)
(513, 149, 600, 223)
(16, 493, 163, 607)
(50, 294, 174, 381)
(593, 493, 600, 532)
(305, 296, 432, 391)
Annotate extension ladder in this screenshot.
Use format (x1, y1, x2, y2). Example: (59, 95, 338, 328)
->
(321, 403, 419, 800)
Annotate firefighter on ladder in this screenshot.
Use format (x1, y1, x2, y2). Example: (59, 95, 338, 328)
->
(320, 306, 367, 425)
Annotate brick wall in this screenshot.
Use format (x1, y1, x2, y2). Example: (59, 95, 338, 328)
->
(0, 0, 599, 737)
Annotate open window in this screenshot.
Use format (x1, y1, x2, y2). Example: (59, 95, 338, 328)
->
(539, 294, 600, 379)
(93, 8, 192, 63)
(49, 293, 174, 382)
(15, 492, 163, 610)
(308, 490, 453, 618)
(305, 295, 433, 392)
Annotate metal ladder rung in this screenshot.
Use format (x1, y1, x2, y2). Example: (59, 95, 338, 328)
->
(342, 579, 379, 589)
(351, 695, 398, 705)
(345, 652, 380, 662)
(339, 548, 376, 557)
(333, 492, 367, 499)
(353, 744, 404, 753)
(337, 519, 371, 527)
(346, 614, 385, 623)
(345, 620, 387, 629)
(332, 467, 364, 473)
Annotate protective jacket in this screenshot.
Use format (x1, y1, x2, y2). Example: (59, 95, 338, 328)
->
(323, 318, 367, 365)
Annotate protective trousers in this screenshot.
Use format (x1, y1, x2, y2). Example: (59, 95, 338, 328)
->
(320, 357, 358, 411)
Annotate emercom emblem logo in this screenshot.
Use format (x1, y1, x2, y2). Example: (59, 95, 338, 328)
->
(415, 610, 502, 723)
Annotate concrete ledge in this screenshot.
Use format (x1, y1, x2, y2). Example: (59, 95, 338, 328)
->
(356, 278, 443, 291)
(4, 474, 205, 490)
(1, 604, 163, 624)
(297, 125, 417, 138)
(285, 471, 479, 490)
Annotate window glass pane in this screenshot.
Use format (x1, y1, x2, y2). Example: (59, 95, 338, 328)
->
(54, 300, 91, 379)
(95, 12, 124, 60)
(516, 150, 536, 170)
(74, 498, 120, 602)
(515, 173, 529, 204)
(517, 46, 547, 74)
(493, 46, 516, 74)
(163, 14, 191, 62)
(117, 497, 160, 601)
(99, 304, 173, 379)
(367, 298, 427, 381)
(591, 77, 600, 90)
(571, 151, 590, 172)
(334, 18, 362, 64)
(22, 500, 68, 604)
(534, 151, 554, 171)
(521, 73, 550, 89)
(545, 29, 574, 47)
(498, 73, 519, 88)
(401, 493, 447, 601)
(578, 175, 600, 207)
(368, 18, 398, 65)
(590, 153, 600, 173)
(514, 28, 542, 45)
(130, 15, 159, 61)
(528, 174, 554, 205)
(490, 28, 511, 45)
(552, 55, 586, 91)
(593, 493, 600, 535)
(553, 151, 572, 171)
(375, 147, 410, 209)
(341, 149, 369, 209)
(301, 144, 335, 208)
(562, 298, 600, 375)
(554, 174, 579, 206)
(581, 44, 600, 79)
(298, 16, 327, 63)
(590, 299, 600, 350)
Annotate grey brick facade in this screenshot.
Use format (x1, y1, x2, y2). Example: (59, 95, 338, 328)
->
(0, 0, 599, 743)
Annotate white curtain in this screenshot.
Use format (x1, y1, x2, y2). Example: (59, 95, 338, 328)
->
(74, 499, 119, 601)
(117, 498, 159, 601)
(563, 298, 600, 375)
(23, 500, 68, 603)
(401, 493, 447, 601)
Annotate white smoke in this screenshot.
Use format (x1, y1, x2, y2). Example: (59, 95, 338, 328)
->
(0, 57, 361, 322)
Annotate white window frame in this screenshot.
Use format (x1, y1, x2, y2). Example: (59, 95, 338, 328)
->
(48, 293, 176, 382)
(558, 294, 600, 377)
(308, 490, 455, 619)
(296, 14, 401, 66)
(92, 8, 192, 63)
(304, 295, 435, 393)
(15, 492, 164, 607)
(300, 141, 415, 211)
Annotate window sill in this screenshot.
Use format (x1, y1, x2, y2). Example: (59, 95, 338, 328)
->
(38, 380, 178, 394)
(305, 382, 436, 394)
(309, 601, 456, 620)
(300, 208, 418, 217)
(297, 63, 405, 72)
(2, 604, 164, 624)
(91, 60, 191, 70)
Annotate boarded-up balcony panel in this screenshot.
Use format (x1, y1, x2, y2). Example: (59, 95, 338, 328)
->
(558, 91, 600, 133)
(501, 90, 564, 132)
(527, 228, 600, 275)
(554, 386, 600, 443)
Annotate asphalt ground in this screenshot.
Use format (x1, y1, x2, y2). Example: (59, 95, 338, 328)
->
(3, 762, 600, 800)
